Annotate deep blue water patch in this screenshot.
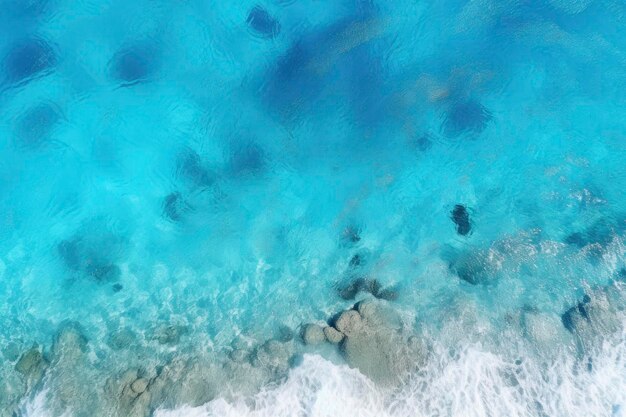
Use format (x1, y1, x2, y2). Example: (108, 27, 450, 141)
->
(2, 37, 56, 86)
(56, 220, 126, 284)
(1, 0, 50, 19)
(263, 9, 385, 121)
(176, 148, 215, 188)
(13, 102, 61, 149)
(414, 134, 434, 152)
(163, 191, 189, 222)
(109, 42, 159, 85)
(451, 204, 472, 236)
(442, 99, 492, 137)
(565, 217, 626, 250)
(228, 141, 266, 177)
(247, 5, 280, 38)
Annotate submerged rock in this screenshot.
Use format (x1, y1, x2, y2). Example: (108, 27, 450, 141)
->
(276, 325, 295, 342)
(338, 277, 381, 300)
(153, 324, 188, 345)
(442, 99, 492, 137)
(521, 309, 572, 350)
(349, 253, 363, 267)
(176, 149, 215, 188)
(85, 263, 121, 282)
(162, 192, 188, 221)
(561, 295, 592, 333)
(247, 5, 280, 38)
(107, 327, 137, 350)
(343, 225, 362, 244)
(3, 37, 56, 86)
(109, 42, 159, 85)
(57, 224, 125, 284)
(51, 321, 89, 360)
(229, 349, 249, 363)
(228, 142, 266, 177)
(451, 204, 472, 236)
(376, 287, 399, 301)
(356, 299, 402, 330)
(415, 134, 433, 151)
(15, 345, 47, 385)
(302, 323, 326, 345)
(560, 289, 624, 337)
(338, 276, 398, 301)
(564, 217, 626, 256)
(449, 247, 502, 285)
(251, 340, 291, 373)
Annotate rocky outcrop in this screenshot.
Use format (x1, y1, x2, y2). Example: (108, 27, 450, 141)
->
(251, 340, 291, 373)
(299, 298, 424, 385)
(14, 345, 48, 387)
(338, 299, 421, 384)
(45, 322, 102, 417)
(149, 357, 222, 410)
(105, 368, 153, 417)
(297, 297, 423, 383)
(560, 286, 626, 346)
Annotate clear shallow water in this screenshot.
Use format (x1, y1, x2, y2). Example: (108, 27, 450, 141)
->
(1, 0, 626, 416)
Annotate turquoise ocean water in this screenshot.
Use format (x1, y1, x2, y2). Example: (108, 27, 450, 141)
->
(1, 0, 626, 416)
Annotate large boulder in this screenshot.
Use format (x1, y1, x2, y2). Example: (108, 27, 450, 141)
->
(302, 324, 326, 345)
(152, 324, 188, 345)
(149, 357, 222, 409)
(323, 326, 344, 344)
(250, 340, 291, 373)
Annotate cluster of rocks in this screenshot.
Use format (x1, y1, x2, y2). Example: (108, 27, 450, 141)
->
(0, 297, 423, 416)
(559, 284, 626, 346)
(104, 355, 226, 417)
(301, 298, 425, 384)
(6, 283, 625, 416)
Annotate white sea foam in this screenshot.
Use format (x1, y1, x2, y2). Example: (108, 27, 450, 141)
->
(17, 390, 69, 417)
(154, 335, 626, 417)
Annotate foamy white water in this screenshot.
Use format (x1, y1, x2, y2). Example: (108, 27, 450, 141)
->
(149, 336, 626, 417)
